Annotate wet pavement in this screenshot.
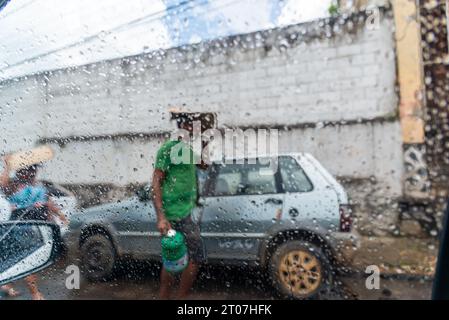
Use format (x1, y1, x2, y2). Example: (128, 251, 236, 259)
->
(1, 258, 432, 300)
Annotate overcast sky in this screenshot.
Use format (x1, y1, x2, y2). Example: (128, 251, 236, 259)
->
(0, 0, 331, 80)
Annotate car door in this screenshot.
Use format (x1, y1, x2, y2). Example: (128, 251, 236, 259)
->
(200, 159, 283, 262)
(112, 197, 160, 259)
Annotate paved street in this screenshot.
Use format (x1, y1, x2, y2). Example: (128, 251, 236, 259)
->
(1, 258, 432, 300)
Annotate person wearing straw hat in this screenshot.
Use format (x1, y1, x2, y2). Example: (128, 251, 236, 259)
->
(0, 152, 68, 300)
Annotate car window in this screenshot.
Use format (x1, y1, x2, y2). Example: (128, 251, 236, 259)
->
(196, 168, 208, 197)
(279, 156, 313, 193)
(210, 161, 278, 196)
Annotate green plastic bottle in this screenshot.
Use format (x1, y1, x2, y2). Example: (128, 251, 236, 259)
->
(161, 229, 189, 273)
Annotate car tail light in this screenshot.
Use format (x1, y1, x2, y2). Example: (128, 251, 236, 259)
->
(339, 205, 352, 232)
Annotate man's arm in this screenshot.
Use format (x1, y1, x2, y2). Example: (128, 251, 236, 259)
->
(152, 168, 171, 235)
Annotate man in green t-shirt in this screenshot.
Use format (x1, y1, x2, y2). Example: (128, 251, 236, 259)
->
(152, 113, 205, 299)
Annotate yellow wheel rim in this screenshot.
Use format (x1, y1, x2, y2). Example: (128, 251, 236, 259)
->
(278, 249, 322, 297)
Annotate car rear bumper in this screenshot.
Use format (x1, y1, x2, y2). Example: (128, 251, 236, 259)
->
(328, 230, 360, 264)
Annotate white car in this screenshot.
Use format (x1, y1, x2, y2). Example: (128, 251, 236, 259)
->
(66, 153, 359, 299)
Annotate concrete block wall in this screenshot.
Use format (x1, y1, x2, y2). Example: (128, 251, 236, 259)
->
(0, 9, 402, 200)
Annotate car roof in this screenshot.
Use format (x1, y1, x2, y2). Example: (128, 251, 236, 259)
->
(209, 152, 309, 163)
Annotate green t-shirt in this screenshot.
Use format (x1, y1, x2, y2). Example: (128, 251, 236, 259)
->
(155, 140, 197, 222)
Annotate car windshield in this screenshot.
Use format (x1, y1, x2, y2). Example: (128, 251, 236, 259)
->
(0, 0, 447, 302)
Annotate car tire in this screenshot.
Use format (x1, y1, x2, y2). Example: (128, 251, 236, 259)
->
(80, 234, 117, 282)
(269, 240, 332, 299)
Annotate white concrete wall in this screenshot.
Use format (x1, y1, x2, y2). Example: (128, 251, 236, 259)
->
(38, 121, 403, 198)
(0, 11, 402, 196)
(39, 138, 164, 185)
(279, 121, 403, 197)
(0, 76, 45, 152)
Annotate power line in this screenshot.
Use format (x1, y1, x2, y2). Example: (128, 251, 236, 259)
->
(0, 0, 201, 71)
(0, 0, 37, 20)
(0, 0, 241, 73)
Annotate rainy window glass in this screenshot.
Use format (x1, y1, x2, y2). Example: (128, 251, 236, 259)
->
(0, 0, 448, 302)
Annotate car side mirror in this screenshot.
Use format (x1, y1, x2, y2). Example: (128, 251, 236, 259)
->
(136, 184, 152, 202)
(0, 221, 60, 286)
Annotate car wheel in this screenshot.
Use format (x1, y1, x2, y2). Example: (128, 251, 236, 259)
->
(80, 234, 117, 282)
(269, 240, 331, 299)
